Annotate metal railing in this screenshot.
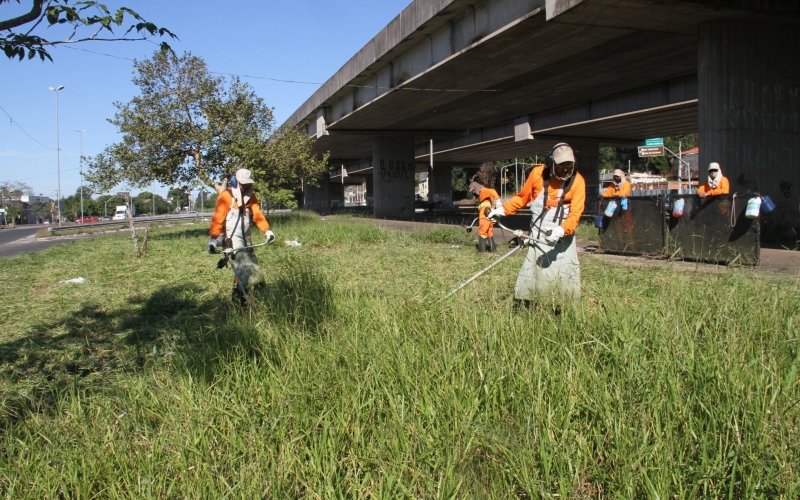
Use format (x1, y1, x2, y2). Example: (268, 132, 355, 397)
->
(46, 212, 210, 235)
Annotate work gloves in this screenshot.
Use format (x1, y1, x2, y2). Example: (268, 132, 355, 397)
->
(487, 205, 505, 221)
(544, 226, 565, 244)
(265, 229, 276, 244)
(208, 235, 224, 254)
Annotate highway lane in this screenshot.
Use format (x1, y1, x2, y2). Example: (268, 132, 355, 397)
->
(0, 226, 69, 258)
(0, 215, 211, 259)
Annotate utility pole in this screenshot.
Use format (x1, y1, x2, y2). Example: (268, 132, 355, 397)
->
(74, 128, 86, 220)
(49, 85, 65, 226)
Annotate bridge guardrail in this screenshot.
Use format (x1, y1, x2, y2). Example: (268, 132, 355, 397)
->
(46, 213, 210, 236)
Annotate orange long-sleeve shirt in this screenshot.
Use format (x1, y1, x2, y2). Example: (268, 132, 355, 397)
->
(502, 164, 586, 236)
(697, 176, 730, 197)
(601, 181, 631, 198)
(209, 190, 270, 238)
(477, 187, 500, 238)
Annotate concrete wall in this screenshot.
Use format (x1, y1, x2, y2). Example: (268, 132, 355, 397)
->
(572, 140, 599, 215)
(699, 20, 800, 245)
(303, 173, 331, 213)
(373, 137, 416, 218)
(427, 165, 453, 207)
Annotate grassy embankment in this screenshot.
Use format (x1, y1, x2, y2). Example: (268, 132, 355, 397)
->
(0, 211, 798, 497)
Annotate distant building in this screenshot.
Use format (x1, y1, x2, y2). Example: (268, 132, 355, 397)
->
(599, 171, 673, 195)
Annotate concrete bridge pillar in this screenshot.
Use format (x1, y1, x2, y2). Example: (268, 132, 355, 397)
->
(303, 173, 331, 213)
(571, 140, 600, 215)
(427, 166, 453, 208)
(373, 136, 415, 218)
(699, 20, 800, 245)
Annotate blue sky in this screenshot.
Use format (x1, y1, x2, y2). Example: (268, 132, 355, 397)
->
(0, 0, 410, 200)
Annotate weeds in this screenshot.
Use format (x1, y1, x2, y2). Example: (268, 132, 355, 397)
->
(0, 211, 797, 497)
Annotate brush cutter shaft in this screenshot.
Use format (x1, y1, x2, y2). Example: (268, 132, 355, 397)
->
(495, 221, 552, 251)
(224, 240, 271, 256)
(444, 244, 522, 299)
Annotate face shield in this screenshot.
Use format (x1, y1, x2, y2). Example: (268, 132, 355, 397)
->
(552, 161, 575, 181)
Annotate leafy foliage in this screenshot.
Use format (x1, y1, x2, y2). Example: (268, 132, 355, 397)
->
(1, 0, 176, 61)
(85, 50, 330, 202)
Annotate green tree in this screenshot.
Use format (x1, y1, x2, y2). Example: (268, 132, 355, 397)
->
(644, 134, 698, 175)
(133, 191, 167, 215)
(1, 0, 175, 61)
(0, 180, 32, 204)
(451, 167, 469, 201)
(166, 187, 189, 212)
(1, 181, 32, 222)
(85, 50, 329, 199)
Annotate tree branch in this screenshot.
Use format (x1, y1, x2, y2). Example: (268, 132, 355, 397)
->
(0, 0, 46, 31)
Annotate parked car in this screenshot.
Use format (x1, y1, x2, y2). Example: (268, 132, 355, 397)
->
(75, 216, 100, 223)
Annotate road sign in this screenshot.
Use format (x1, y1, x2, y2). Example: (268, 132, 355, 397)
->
(645, 137, 664, 147)
(638, 146, 665, 157)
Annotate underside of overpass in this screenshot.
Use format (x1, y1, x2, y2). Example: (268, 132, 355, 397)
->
(283, 0, 800, 244)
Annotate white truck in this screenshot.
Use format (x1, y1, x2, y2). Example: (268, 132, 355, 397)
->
(112, 204, 134, 220)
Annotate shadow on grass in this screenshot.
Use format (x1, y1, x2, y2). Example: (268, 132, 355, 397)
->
(0, 284, 263, 430)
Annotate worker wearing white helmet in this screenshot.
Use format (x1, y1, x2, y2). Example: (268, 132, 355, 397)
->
(601, 168, 631, 198)
(697, 162, 730, 197)
(487, 142, 585, 309)
(208, 168, 276, 304)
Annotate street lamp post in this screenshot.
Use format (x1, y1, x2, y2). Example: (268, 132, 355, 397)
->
(49, 85, 65, 226)
(74, 128, 86, 221)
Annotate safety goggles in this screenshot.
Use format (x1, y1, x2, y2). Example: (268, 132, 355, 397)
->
(613, 176, 622, 182)
(708, 169, 719, 173)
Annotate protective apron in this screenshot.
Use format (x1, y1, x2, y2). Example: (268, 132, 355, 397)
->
(514, 190, 581, 301)
(225, 203, 254, 250)
(224, 200, 263, 291)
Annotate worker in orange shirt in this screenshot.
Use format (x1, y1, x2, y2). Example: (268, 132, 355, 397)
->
(208, 168, 276, 304)
(601, 169, 631, 198)
(488, 143, 585, 307)
(468, 162, 501, 252)
(697, 162, 730, 197)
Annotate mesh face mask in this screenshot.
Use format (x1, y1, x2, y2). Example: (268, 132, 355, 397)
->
(552, 162, 575, 181)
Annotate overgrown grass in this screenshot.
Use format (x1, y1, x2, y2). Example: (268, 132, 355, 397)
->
(0, 211, 798, 497)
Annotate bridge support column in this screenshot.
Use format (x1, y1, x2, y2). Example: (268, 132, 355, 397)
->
(571, 140, 600, 215)
(373, 137, 415, 218)
(330, 180, 345, 210)
(699, 20, 800, 246)
(427, 166, 453, 208)
(303, 173, 331, 213)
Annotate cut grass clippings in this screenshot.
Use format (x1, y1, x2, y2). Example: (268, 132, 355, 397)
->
(0, 211, 798, 497)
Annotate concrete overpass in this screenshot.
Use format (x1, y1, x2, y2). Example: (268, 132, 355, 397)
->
(281, 0, 800, 245)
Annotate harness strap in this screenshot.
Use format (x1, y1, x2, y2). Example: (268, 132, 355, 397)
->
(532, 174, 576, 237)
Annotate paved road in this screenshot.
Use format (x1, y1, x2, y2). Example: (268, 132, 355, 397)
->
(0, 215, 209, 259)
(0, 226, 69, 258)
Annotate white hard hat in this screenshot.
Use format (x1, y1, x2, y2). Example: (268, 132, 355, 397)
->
(708, 162, 720, 171)
(235, 168, 254, 185)
(552, 143, 575, 164)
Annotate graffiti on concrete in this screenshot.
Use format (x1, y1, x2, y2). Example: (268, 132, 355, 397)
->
(779, 180, 794, 199)
(723, 79, 800, 134)
(379, 159, 413, 181)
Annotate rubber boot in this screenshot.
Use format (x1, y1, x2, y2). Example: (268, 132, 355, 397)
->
(232, 285, 247, 306)
(488, 237, 497, 252)
(477, 236, 487, 253)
